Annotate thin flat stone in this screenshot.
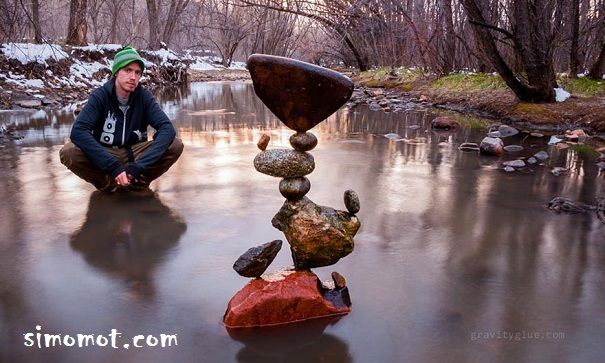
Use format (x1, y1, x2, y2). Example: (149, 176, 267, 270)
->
(527, 157, 538, 165)
(504, 145, 524, 152)
(233, 240, 283, 278)
(254, 149, 315, 178)
(247, 54, 354, 132)
(289, 132, 318, 151)
(459, 142, 480, 152)
(502, 160, 526, 168)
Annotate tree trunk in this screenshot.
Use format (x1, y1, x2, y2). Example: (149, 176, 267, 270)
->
(441, 0, 455, 73)
(568, 0, 580, 78)
(146, 0, 160, 49)
(587, 42, 605, 80)
(31, 0, 42, 43)
(66, 0, 88, 46)
(460, 0, 556, 102)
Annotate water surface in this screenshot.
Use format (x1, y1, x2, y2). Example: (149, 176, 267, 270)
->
(1, 82, 604, 363)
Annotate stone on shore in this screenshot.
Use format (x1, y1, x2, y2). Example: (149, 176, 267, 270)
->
(254, 149, 315, 178)
(223, 269, 351, 328)
(533, 151, 549, 161)
(290, 132, 318, 152)
(233, 240, 283, 278)
(497, 125, 519, 137)
(430, 116, 459, 130)
(247, 54, 354, 132)
(459, 143, 480, 152)
(16, 99, 42, 108)
(502, 160, 526, 168)
(272, 197, 360, 269)
(480, 137, 504, 156)
(279, 177, 311, 200)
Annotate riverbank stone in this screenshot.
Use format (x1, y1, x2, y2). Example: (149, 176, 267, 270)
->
(504, 145, 524, 152)
(254, 149, 315, 178)
(430, 116, 459, 130)
(533, 151, 549, 161)
(480, 137, 504, 156)
(503, 160, 526, 168)
(459, 143, 480, 152)
(247, 54, 354, 132)
(272, 197, 360, 269)
(233, 240, 283, 278)
(279, 177, 311, 200)
(290, 132, 318, 151)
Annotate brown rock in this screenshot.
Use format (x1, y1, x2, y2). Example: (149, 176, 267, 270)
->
(331, 271, 346, 289)
(223, 270, 351, 328)
(257, 134, 270, 151)
(247, 54, 354, 132)
(290, 132, 318, 152)
(431, 116, 460, 130)
(279, 177, 311, 200)
(480, 137, 504, 156)
(272, 197, 360, 269)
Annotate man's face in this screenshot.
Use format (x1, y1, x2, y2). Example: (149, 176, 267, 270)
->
(115, 62, 142, 96)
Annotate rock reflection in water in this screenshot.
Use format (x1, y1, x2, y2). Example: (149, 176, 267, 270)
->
(70, 192, 187, 298)
(229, 317, 351, 363)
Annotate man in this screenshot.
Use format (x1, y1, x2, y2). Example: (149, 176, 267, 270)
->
(59, 46, 183, 192)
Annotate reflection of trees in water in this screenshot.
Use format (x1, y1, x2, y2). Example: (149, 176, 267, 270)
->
(70, 192, 187, 297)
(0, 142, 31, 360)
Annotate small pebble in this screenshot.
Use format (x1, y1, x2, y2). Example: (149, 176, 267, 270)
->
(257, 134, 270, 150)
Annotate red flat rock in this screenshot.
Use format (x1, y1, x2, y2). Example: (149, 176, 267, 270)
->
(224, 270, 350, 328)
(247, 54, 354, 132)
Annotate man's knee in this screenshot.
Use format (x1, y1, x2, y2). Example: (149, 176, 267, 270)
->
(166, 137, 184, 160)
(59, 141, 81, 168)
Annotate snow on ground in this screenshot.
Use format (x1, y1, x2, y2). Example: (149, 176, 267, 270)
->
(74, 44, 123, 53)
(555, 87, 571, 102)
(1, 43, 68, 65)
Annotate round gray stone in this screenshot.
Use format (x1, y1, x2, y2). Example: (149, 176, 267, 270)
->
(344, 190, 360, 214)
(279, 177, 311, 200)
(498, 125, 519, 137)
(254, 149, 315, 178)
(504, 145, 524, 152)
(289, 132, 318, 151)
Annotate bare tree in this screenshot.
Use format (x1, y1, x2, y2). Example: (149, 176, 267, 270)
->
(66, 0, 88, 45)
(146, 0, 191, 49)
(460, 0, 559, 102)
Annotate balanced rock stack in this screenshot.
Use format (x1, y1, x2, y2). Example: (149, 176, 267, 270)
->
(223, 55, 361, 328)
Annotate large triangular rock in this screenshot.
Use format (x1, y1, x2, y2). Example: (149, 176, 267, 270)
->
(247, 54, 354, 132)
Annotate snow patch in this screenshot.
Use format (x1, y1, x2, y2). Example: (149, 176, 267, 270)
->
(554, 87, 570, 102)
(261, 266, 295, 282)
(74, 44, 122, 52)
(1, 43, 68, 65)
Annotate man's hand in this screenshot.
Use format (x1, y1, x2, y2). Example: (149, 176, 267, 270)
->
(115, 171, 131, 187)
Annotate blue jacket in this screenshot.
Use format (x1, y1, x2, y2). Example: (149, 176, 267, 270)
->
(70, 79, 176, 178)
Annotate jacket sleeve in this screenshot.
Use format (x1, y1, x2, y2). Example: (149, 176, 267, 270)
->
(128, 91, 176, 174)
(70, 93, 125, 178)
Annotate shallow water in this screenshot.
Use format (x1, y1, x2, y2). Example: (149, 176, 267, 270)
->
(1, 82, 604, 363)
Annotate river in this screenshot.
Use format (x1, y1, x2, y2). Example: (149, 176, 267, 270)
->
(1, 82, 604, 363)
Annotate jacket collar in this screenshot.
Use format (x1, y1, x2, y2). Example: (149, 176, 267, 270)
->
(103, 78, 141, 107)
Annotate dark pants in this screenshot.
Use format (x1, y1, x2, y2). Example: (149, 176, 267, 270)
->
(59, 138, 184, 192)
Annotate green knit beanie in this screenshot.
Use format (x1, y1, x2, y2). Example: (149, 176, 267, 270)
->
(112, 46, 145, 76)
